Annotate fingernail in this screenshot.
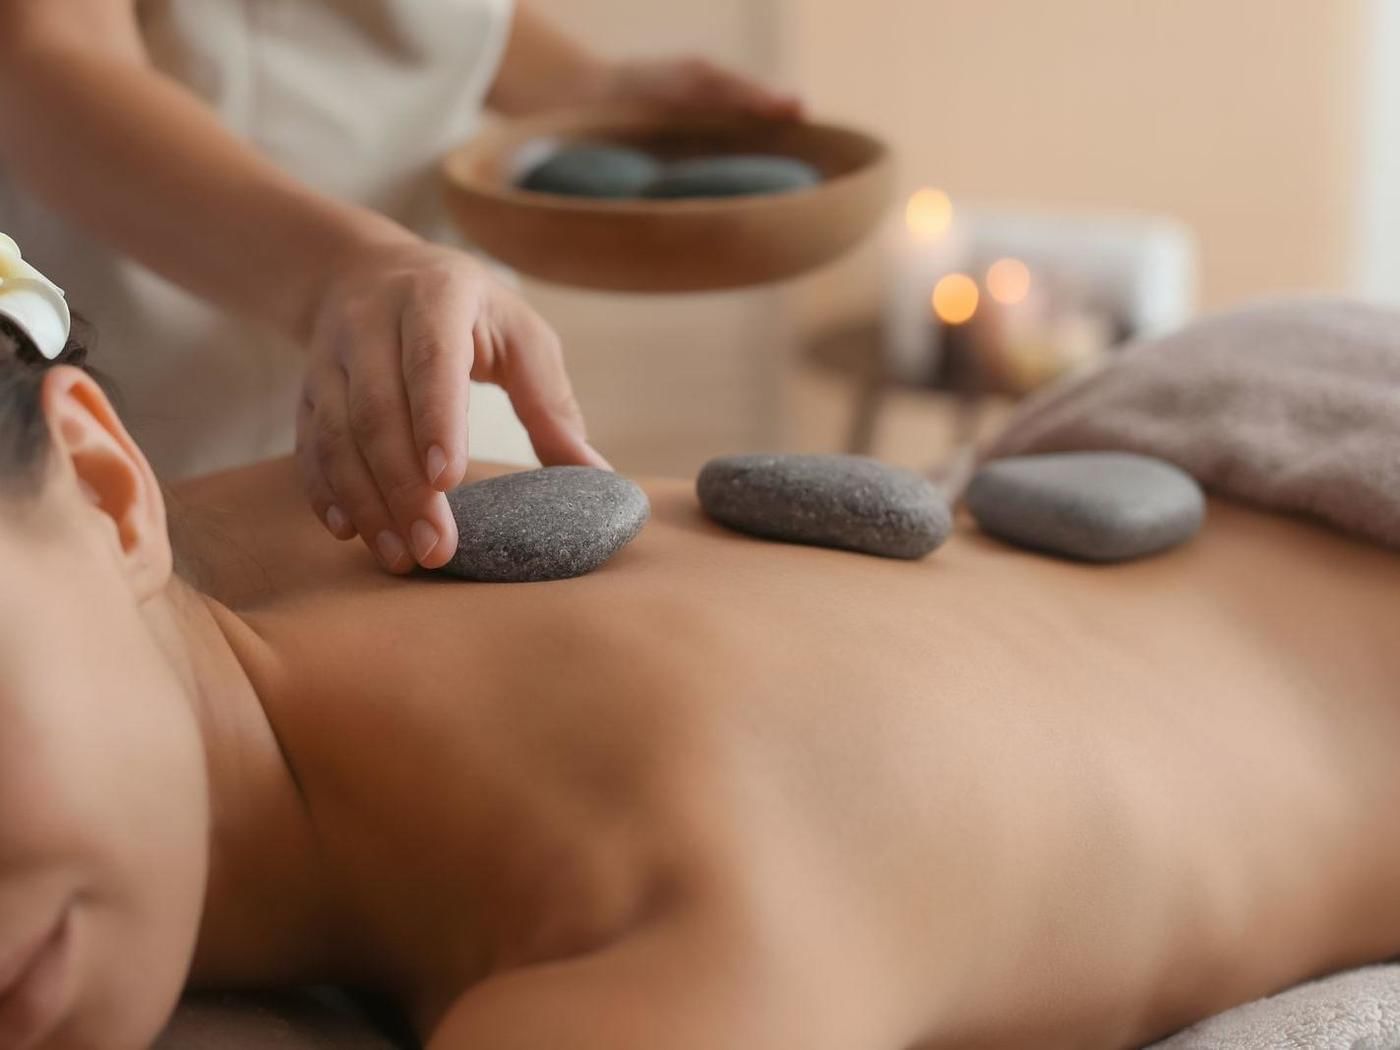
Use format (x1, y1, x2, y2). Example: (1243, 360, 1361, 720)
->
(411, 519, 439, 563)
(326, 505, 350, 536)
(426, 445, 448, 486)
(376, 530, 408, 570)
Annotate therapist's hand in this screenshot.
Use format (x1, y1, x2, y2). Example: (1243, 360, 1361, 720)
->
(600, 57, 804, 121)
(297, 237, 609, 574)
(486, 7, 802, 121)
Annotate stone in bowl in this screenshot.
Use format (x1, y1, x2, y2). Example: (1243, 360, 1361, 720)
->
(964, 452, 1205, 563)
(441, 467, 649, 583)
(517, 144, 661, 199)
(644, 155, 822, 199)
(697, 453, 951, 559)
(444, 111, 894, 293)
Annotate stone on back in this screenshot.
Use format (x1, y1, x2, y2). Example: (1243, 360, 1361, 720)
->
(697, 453, 951, 559)
(965, 452, 1205, 563)
(440, 467, 650, 583)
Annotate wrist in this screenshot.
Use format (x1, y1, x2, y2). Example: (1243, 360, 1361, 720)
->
(571, 56, 625, 107)
(526, 52, 617, 113)
(288, 207, 419, 345)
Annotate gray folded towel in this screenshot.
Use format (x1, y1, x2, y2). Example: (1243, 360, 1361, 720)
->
(155, 990, 405, 1049)
(1148, 965, 1400, 1050)
(983, 297, 1400, 550)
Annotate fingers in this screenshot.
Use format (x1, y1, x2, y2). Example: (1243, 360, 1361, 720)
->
(296, 390, 355, 541)
(343, 323, 460, 571)
(675, 58, 804, 120)
(401, 284, 473, 494)
(301, 346, 458, 573)
(301, 358, 410, 571)
(482, 294, 611, 471)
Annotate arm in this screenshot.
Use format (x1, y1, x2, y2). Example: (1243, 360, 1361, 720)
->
(485, 3, 612, 117)
(0, 0, 393, 345)
(486, 2, 803, 120)
(0, 0, 605, 573)
(428, 930, 765, 1050)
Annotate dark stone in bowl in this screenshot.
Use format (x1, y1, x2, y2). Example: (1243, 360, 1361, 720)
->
(644, 155, 822, 199)
(518, 144, 661, 199)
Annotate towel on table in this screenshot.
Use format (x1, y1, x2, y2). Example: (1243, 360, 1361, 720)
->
(982, 297, 1400, 550)
(1148, 965, 1400, 1050)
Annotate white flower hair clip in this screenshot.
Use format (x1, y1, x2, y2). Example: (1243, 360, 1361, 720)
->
(0, 232, 71, 361)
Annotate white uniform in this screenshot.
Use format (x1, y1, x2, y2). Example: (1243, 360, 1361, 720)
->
(0, 0, 532, 479)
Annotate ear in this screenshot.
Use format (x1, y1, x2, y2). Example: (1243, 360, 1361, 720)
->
(40, 366, 172, 600)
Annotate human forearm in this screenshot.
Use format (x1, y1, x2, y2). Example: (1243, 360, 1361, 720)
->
(485, 2, 612, 116)
(485, 2, 801, 121)
(0, 11, 410, 342)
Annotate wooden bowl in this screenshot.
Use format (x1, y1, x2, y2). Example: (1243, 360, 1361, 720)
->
(442, 109, 895, 294)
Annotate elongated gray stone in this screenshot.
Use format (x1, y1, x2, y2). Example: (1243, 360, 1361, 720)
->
(517, 145, 661, 199)
(441, 467, 649, 583)
(965, 452, 1205, 563)
(644, 155, 822, 199)
(697, 454, 951, 559)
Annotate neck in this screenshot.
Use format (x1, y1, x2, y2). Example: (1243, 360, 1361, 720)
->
(152, 583, 339, 988)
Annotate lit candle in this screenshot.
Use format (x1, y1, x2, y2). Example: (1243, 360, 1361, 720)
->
(978, 256, 1049, 390)
(884, 188, 969, 380)
(932, 272, 980, 326)
(986, 257, 1032, 309)
(982, 259, 1114, 393)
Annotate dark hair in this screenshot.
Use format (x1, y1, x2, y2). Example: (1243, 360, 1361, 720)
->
(0, 315, 203, 579)
(0, 313, 92, 492)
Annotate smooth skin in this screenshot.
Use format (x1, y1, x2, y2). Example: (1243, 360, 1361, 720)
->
(0, 0, 799, 574)
(4, 368, 1400, 1050)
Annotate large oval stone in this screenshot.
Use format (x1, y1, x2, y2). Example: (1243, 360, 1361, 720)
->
(697, 454, 951, 559)
(441, 467, 650, 583)
(644, 155, 822, 199)
(965, 452, 1205, 563)
(517, 145, 661, 199)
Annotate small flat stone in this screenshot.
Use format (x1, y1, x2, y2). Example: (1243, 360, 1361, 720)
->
(441, 467, 649, 583)
(644, 155, 822, 199)
(697, 453, 951, 559)
(965, 452, 1205, 563)
(517, 145, 661, 199)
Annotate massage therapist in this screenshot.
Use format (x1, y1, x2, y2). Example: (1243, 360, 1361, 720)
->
(0, 0, 798, 572)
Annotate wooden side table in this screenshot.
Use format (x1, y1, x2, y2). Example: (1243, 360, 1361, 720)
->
(802, 320, 1020, 468)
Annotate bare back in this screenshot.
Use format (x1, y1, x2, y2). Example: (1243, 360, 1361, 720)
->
(177, 460, 1400, 1050)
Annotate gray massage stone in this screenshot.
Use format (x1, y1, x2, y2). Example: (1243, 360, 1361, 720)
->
(518, 145, 661, 199)
(442, 467, 650, 583)
(644, 155, 822, 199)
(965, 452, 1206, 563)
(697, 453, 951, 559)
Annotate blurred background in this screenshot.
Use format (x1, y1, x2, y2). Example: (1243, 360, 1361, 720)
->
(508, 0, 1395, 476)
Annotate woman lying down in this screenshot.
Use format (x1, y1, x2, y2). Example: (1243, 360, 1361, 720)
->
(3, 306, 1400, 1050)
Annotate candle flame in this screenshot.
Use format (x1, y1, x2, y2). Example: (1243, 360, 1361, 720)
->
(987, 258, 1032, 305)
(932, 273, 979, 325)
(906, 188, 953, 241)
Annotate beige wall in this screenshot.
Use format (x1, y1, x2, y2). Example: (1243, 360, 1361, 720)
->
(786, 0, 1365, 316)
